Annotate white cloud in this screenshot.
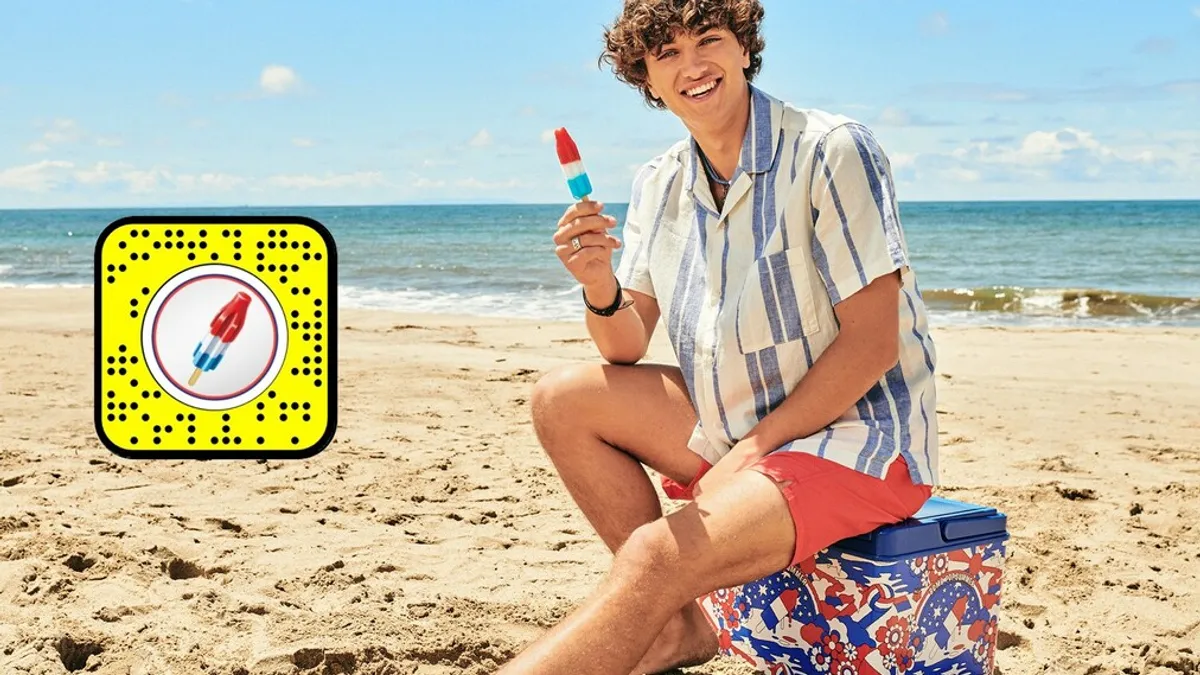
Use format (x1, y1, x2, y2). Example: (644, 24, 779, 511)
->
(0, 157, 396, 199)
(921, 12, 950, 36)
(455, 177, 527, 190)
(259, 65, 301, 95)
(878, 109, 908, 126)
(173, 173, 247, 192)
(0, 158, 249, 195)
(942, 167, 982, 183)
(540, 129, 556, 144)
(519, 106, 537, 117)
(266, 171, 386, 189)
(291, 137, 315, 148)
(1193, 5, 1200, 18)
(468, 129, 492, 147)
(892, 126, 1195, 187)
(1011, 128, 1105, 163)
(123, 168, 170, 193)
(42, 119, 81, 144)
(0, 160, 75, 192)
(0, 160, 245, 195)
(26, 118, 83, 152)
(24, 120, 122, 152)
(74, 161, 135, 185)
(413, 176, 446, 189)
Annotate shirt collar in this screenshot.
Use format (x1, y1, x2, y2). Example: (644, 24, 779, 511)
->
(686, 84, 784, 194)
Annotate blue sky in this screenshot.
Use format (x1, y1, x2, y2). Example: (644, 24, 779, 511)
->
(2, 0, 1198, 208)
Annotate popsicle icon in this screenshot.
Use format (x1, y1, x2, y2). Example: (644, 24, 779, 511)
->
(189, 291, 251, 386)
(555, 128, 593, 202)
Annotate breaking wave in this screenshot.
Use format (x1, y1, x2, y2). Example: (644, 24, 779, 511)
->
(922, 286, 1200, 321)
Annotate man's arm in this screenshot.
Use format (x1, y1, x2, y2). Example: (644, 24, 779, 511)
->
(552, 194, 661, 365)
(583, 280, 660, 365)
(693, 271, 899, 495)
(739, 270, 899, 452)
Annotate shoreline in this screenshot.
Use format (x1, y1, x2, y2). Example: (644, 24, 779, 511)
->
(5, 285, 1200, 333)
(1, 286, 1199, 673)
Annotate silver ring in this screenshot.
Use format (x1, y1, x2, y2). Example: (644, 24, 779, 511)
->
(570, 236, 581, 251)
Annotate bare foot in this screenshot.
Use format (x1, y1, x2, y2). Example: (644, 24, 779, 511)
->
(629, 601, 719, 674)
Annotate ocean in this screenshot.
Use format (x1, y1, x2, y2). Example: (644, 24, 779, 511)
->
(1, 201, 1198, 327)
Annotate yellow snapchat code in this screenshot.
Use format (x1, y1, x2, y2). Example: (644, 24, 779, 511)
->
(94, 216, 336, 459)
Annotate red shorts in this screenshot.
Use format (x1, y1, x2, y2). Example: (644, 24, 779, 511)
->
(662, 453, 931, 568)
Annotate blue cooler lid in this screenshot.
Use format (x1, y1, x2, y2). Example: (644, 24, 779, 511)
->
(831, 496, 1008, 561)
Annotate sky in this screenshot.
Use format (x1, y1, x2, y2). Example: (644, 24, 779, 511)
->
(1, 0, 1199, 208)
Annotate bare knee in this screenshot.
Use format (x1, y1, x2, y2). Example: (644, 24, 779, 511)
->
(610, 521, 693, 604)
(530, 363, 602, 443)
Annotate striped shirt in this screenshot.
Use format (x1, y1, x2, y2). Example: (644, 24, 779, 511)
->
(614, 85, 940, 486)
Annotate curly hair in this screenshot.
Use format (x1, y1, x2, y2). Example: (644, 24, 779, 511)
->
(599, 0, 766, 110)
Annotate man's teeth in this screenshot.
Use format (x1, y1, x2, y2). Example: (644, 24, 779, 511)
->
(685, 81, 717, 97)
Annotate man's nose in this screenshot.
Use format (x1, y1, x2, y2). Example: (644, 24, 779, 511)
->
(680, 45, 708, 79)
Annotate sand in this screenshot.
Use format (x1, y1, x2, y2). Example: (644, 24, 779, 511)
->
(1, 286, 1198, 675)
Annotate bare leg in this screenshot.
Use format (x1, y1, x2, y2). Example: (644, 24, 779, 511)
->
(530, 362, 703, 550)
(529, 363, 717, 670)
(497, 465, 797, 675)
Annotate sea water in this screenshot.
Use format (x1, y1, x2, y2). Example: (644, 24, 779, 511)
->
(1, 201, 1197, 327)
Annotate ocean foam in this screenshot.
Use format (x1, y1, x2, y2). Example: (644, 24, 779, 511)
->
(337, 286, 581, 322)
(0, 282, 92, 289)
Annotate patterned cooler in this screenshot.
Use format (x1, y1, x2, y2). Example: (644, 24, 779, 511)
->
(699, 497, 1010, 675)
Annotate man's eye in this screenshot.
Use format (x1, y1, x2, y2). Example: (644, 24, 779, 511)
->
(657, 49, 677, 59)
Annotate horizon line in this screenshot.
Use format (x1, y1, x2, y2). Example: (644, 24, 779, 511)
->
(3, 196, 1200, 212)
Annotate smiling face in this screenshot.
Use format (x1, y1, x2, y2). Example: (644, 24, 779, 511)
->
(643, 27, 751, 134)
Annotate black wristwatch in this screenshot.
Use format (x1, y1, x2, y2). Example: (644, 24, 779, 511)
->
(583, 280, 625, 317)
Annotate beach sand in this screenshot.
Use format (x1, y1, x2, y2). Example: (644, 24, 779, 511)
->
(1, 286, 1198, 675)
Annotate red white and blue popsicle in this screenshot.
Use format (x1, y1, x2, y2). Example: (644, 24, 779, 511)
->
(555, 128, 593, 201)
(189, 291, 251, 386)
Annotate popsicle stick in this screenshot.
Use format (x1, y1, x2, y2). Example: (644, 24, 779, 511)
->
(188, 368, 201, 386)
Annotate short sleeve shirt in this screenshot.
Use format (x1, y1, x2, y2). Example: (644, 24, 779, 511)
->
(614, 85, 940, 486)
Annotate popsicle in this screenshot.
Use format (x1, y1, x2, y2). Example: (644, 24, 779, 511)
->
(189, 291, 251, 386)
(555, 128, 593, 201)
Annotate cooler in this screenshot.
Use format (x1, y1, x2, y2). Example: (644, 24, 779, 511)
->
(698, 496, 1010, 674)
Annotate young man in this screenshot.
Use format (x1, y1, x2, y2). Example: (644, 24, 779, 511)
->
(501, 1, 939, 673)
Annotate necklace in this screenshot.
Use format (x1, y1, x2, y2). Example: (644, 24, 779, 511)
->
(698, 147, 731, 187)
(698, 147, 731, 209)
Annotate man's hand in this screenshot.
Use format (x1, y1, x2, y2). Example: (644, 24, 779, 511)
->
(553, 200, 623, 292)
(691, 435, 774, 499)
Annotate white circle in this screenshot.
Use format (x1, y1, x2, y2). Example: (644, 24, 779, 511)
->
(141, 264, 288, 410)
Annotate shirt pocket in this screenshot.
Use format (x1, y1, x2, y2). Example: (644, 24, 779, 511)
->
(733, 247, 823, 354)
